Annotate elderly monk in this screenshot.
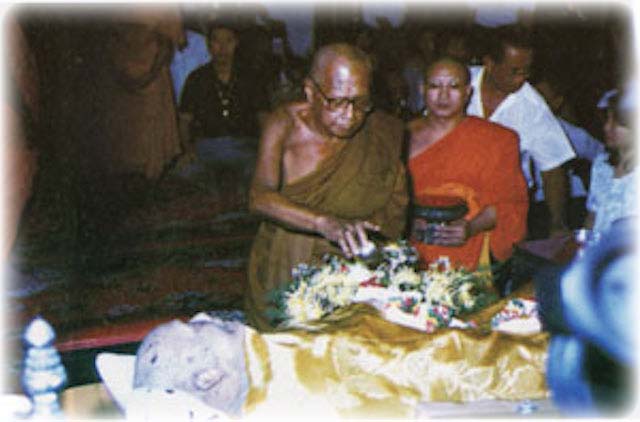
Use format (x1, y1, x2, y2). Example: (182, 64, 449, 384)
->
(408, 57, 528, 270)
(131, 308, 549, 419)
(246, 43, 409, 331)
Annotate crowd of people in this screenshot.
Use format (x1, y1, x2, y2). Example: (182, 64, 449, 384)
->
(222, 10, 634, 330)
(6, 4, 636, 418)
(6, 5, 635, 322)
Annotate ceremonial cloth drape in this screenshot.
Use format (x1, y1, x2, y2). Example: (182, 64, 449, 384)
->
(243, 288, 548, 419)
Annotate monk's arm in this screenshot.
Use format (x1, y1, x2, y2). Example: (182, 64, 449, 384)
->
(468, 206, 496, 236)
(249, 109, 376, 254)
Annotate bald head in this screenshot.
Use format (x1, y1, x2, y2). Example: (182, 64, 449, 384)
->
(424, 56, 470, 86)
(309, 43, 373, 86)
(421, 56, 472, 120)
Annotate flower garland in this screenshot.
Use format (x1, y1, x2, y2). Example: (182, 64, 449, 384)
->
(266, 241, 498, 332)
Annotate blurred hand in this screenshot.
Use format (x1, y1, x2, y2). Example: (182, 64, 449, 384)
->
(431, 218, 470, 247)
(317, 216, 380, 258)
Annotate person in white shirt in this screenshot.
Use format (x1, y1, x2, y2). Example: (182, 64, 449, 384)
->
(466, 25, 576, 239)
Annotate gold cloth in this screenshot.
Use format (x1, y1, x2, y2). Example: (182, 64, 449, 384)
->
(243, 290, 549, 419)
(245, 111, 409, 331)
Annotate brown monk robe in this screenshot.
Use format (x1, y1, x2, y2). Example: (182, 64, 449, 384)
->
(246, 44, 409, 331)
(89, 7, 185, 180)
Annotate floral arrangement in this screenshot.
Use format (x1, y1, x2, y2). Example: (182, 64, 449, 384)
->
(490, 298, 541, 335)
(266, 241, 498, 332)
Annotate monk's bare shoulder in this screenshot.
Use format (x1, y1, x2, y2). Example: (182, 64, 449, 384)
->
(264, 101, 311, 142)
(263, 104, 295, 134)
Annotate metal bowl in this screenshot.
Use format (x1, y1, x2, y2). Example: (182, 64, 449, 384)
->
(412, 197, 468, 222)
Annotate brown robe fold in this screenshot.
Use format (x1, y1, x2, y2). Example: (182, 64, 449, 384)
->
(245, 111, 409, 331)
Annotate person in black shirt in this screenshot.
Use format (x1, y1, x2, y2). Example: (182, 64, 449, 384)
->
(179, 21, 268, 140)
(176, 20, 269, 196)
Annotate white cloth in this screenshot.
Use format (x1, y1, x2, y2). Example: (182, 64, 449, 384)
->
(467, 66, 576, 194)
(586, 153, 637, 234)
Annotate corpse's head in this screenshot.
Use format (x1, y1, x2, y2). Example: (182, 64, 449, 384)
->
(133, 313, 247, 416)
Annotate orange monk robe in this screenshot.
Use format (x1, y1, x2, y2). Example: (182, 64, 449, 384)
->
(408, 117, 528, 270)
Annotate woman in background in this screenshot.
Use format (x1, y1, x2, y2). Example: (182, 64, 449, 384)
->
(585, 87, 637, 235)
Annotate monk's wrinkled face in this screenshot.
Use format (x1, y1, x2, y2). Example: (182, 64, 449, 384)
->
(423, 61, 471, 119)
(308, 58, 372, 139)
(134, 315, 245, 415)
(484, 44, 532, 94)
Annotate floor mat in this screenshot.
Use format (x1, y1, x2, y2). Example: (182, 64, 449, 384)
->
(5, 167, 259, 390)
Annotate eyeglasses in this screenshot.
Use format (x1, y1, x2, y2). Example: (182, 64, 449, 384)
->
(310, 78, 373, 113)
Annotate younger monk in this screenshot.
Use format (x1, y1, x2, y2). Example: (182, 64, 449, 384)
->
(246, 43, 408, 331)
(408, 57, 528, 270)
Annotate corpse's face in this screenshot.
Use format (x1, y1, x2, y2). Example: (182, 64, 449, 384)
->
(306, 59, 372, 139)
(134, 314, 245, 415)
(423, 62, 471, 119)
(485, 44, 532, 94)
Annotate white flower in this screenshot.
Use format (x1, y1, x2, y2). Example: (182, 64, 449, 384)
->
(345, 262, 374, 284)
(389, 267, 421, 288)
(458, 283, 475, 309)
(304, 300, 325, 321)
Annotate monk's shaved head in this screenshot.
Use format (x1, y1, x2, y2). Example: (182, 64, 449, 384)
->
(309, 43, 372, 86)
(424, 56, 470, 86)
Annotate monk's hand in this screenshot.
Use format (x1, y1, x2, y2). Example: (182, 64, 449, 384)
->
(317, 216, 380, 258)
(431, 219, 470, 247)
(410, 218, 429, 242)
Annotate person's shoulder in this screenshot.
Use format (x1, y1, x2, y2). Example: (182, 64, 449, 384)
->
(367, 111, 405, 156)
(185, 61, 214, 82)
(264, 101, 307, 133)
(369, 110, 404, 133)
(520, 82, 554, 111)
